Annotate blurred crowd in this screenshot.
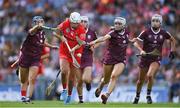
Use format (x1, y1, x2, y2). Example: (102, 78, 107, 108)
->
(0, 0, 179, 101)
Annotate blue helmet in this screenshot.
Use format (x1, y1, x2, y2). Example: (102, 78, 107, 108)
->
(32, 16, 44, 26)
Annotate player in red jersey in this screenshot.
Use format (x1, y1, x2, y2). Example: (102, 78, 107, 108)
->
(18, 16, 58, 103)
(132, 14, 176, 104)
(54, 12, 86, 104)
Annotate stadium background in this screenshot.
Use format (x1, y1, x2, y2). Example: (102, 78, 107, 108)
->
(0, 0, 179, 103)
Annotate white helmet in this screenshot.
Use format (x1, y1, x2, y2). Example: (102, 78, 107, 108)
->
(151, 14, 162, 24)
(81, 16, 89, 26)
(81, 16, 89, 22)
(114, 17, 126, 27)
(69, 12, 81, 23)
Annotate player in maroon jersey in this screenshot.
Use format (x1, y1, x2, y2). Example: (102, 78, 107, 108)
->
(90, 17, 135, 104)
(76, 16, 98, 103)
(18, 16, 58, 103)
(132, 14, 176, 104)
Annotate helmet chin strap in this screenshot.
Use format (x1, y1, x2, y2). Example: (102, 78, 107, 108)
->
(152, 27, 160, 31)
(115, 28, 124, 32)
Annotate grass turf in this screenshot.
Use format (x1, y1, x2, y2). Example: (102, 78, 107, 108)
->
(0, 101, 179, 108)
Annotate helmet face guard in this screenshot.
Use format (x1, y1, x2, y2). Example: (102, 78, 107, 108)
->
(151, 14, 162, 28)
(32, 16, 44, 26)
(114, 17, 126, 30)
(81, 16, 89, 28)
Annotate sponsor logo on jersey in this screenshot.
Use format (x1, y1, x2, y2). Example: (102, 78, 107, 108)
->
(123, 40, 126, 43)
(153, 40, 157, 43)
(148, 35, 152, 38)
(87, 35, 91, 39)
(66, 28, 70, 33)
(154, 35, 158, 39)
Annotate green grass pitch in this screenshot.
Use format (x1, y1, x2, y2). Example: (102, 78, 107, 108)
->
(0, 101, 179, 108)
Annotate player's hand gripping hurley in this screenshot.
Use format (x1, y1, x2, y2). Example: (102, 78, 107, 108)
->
(136, 49, 160, 57)
(41, 25, 81, 68)
(64, 41, 80, 68)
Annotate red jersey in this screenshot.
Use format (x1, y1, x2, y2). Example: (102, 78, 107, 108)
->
(57, 19, 85, 64)
(38, 47, 50, 75)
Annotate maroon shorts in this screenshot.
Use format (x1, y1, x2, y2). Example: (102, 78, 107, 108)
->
(80, 55, 93, 69)
(102, 56, 126, 65)
(18, 54, 41, 68)
(139, 57, 160, 68)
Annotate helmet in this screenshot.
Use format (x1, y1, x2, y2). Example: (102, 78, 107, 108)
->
(69, 12, 81, 23)
(32, 16, 44, 23)
(114, 17, 126, 27)
(32, 16, 44, 26)
(81, 16, 89, 27)
(151, 14, 162, 24)
(81, 16, 89, 22)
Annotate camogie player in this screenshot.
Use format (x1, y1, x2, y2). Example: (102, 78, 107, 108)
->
(90, 17, 135, 104)
(54, 12, 86, 104)
(77, 16, 98, 103)
(18, 16, 58, 103)
(14, 46, 57, 103)
(133, 14, 176, 104)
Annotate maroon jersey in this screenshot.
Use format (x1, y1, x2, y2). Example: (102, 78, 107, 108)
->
(21, 30, 45, 58)
(137, 27, 171, 60)
(137, 27, 172, 68)
(81, 28, 97, 68)
(19, 30, 45, 68)
(103, 29, 129, 65)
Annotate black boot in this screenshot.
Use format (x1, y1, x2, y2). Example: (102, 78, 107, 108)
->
(133, 97, 139, 104)
(146, 96, 152, 104)
(101, 94, 108, 104)
(86, 83, 91, 91)
(95, 88, 102, 97)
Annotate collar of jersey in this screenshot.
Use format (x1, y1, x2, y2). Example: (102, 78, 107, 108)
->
(151, 27, 160, 34)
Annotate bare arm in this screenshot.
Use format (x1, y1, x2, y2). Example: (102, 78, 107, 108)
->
(29, 25, 41, 35)
(53, 29, 67, 42)
(44, 39, 59, 49)
(71, 44, 81, 53)
(133, 38, 146, 54)
(89, 42, 100, 52)
(133, 38, 143, 51)
(90, 34, 111, 46)
(168, 35, 176, 60)
(129, 38, 137, 43)
(169, 36, 176, 52)
(40, 53, 50, 60)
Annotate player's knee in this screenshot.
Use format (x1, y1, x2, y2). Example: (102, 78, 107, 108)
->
(111, 75, 118, 81)
(77, 77, 83, 83)
(29, 77, 36, 84)
(137, 80, 143, 85)
(69, 76, 74, 81)
(20, 78, 26, 84)
(61, 67, 69, 74)
(86, 78, 91, 83)
(147, 75, 153, 81)
(83, 76, 91, 83)
(103, 79, 109, 84)
(77, 80, 83, 86)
